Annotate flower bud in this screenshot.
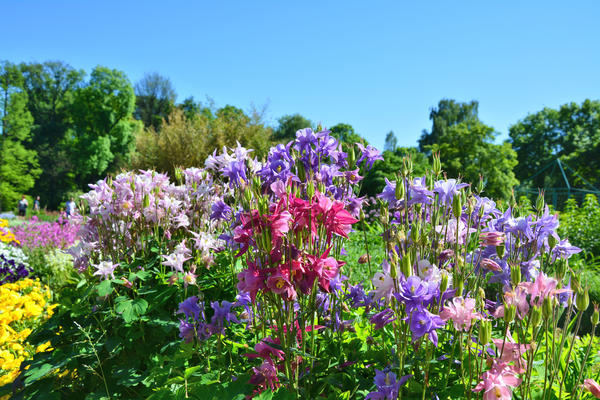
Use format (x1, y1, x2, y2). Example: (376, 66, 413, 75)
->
(395, 180, 405, 201)
(504, 304, 516, 324)
(400, 253, 412, 278)
(576, 288, 590, 312)
(348, 146, 356, 167)
(510, 264, 521, 285)
(496, 245, 505, 260)
(440, 272, 449, 294)
(477, 174, 485, 194)
(542, 296, 553, 319)
(555, 259, 567, 280)
(479, 320, 491, 345)
(358, 254, 371, 264)
(536, 190, 545, 212)
(481, 258, 502, 272)
(530, 306, 542, 329)
(432, 152, 442, 176)
(548, 235, 558, 251)
(454, 274, 464, 297)
(592, 305, 599, 327)
(410, 225, 420, 243)
(143, 194, 150, 209)
(174, 167, 182, 183)
(452, 194, 462, 219)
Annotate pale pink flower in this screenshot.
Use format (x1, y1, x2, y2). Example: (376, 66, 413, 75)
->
(372, 271, 395, 304)
(474, 361, 522, 400)
(491, 332, 532, 373)
(440, 297, 484, 331)
(161, 252, 190, 273)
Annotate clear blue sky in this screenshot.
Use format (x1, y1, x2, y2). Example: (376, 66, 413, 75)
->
(4, 1, 600, 150)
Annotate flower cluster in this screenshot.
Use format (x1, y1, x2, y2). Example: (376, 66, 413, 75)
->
(0, 279, 55, 388)
(202, 129, 379, 393)
(11, 216, 78, 250)
(73, 167, 227, 280)
(0, 220, 19, 246)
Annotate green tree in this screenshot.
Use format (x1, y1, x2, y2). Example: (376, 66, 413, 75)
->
(509, 100, 600, 189)
(134, 105, 273, 176)
(428, 120, 518, 200)
(384, 131, 397, 152)
(19, 61, 85, 208)
(273, 114, 312, 142)
(418, 99, 479, 154)
(134, 72, 176, 129)
(71, 66, 140, 186)
(0, 62, 40, 210)
(329, 123, 366, 146)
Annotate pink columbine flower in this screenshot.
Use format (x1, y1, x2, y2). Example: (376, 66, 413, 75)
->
(474, 361, 522, 400)
(584, 379, 600, 398)
(524, 272, 571, 307)
(494, 284, 530, 320)
(480, 231, 505, 247)
(481, 258, 502, 272)
(440, 297, 484, 331)
(491, 331, 532, 373)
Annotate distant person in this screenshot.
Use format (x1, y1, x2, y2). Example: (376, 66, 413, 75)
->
(18, 195, 28, 217)
(33, 196, 40, 212)
(65, 197, 76, 218)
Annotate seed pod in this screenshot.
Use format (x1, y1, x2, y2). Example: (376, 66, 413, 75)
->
(531, 306, 542, 329)
(400, 253, 412, 278)
(348, 146, 356, 167)
(440, 272, 449, 294)
(536, 190, 545, 212)
(542, 296, 553, 319)
(576, 288, 590, 312)
(452, 194, 462, 219)
(496, 245, 505, 260)
(479, 320, 491, 345)
(504, 304, 516, 324)
(395, 179, 405, 201)
(548, 235, 558, 251)
(510, 264, 521, 285)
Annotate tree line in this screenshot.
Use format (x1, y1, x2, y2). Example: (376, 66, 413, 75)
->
(1, 60, 599, 210)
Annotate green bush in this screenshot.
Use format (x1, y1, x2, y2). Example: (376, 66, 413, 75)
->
(560, 195, 600, 258)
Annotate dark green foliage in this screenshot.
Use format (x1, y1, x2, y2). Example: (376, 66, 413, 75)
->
(134, 72, 177, 130)
(11, 251, 239, 399)
(0, 62, 41, 210)
(71, 66, 140, 186)
(509, 99, 600, 190)
(421, 99, 519, 201)
(560, 195, 600, 258)
(418, 98, 479, 154)
(272, 114, 312, 142)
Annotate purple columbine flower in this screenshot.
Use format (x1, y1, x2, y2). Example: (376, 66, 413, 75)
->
(221, 160, 248, 187)
(179, 319, 196, 343)
(210, 300, 239, 327)
(295, 128, 318, 153)
(370, 308, 396, 329)
(394, 276, 434, 311)
(552, 239, 581, 261)
(408, 306, 445, 346)
(407, 177, 433, 206)
(365, 369, 411, 399)
(356, 143, 384, 170)
(347, 283, 372, 308)
(178, 296, 203, 321)
(210, 200, 232, 221)
(434, 179, 469, 205)
(378, 178, 397, 206)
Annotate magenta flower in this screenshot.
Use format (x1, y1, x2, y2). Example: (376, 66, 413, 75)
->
(473, 361, 522, 400)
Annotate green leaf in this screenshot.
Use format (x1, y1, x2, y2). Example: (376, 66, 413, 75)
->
(96, 280, 113, 297)
(184, 365, 204, 380)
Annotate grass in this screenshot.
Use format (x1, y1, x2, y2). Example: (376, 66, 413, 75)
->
(341, 225, 385, 285)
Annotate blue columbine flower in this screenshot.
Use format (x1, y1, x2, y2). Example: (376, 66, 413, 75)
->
(408, 306, 444, 346)
(370, 308, 396, 329)
(434, 179, 469, 205)
(178, 296, 203, 321)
